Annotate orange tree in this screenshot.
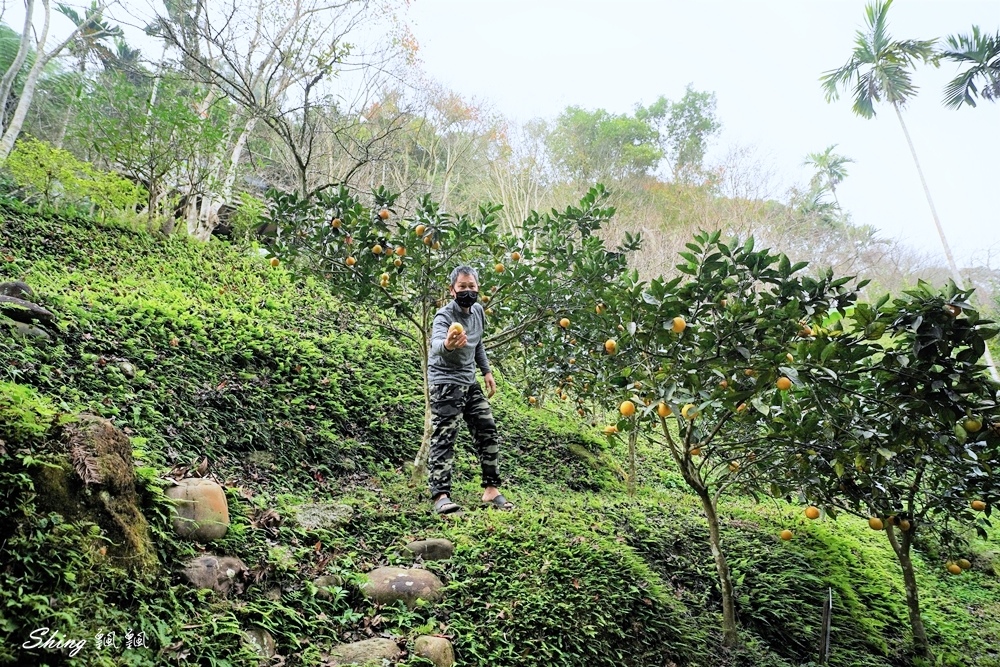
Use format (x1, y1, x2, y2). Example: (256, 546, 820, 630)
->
(525, 231, 862, 647)
(262, 183, 640, 477)
(767, 281, 1000, 661)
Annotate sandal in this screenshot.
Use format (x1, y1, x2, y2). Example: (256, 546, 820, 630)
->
(482, 494, 515, 511)
(433, 496, 461, 515)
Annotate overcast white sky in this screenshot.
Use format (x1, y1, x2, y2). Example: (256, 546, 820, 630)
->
(404, 0, 1000, 269)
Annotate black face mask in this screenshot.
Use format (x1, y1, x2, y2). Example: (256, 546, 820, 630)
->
(454, 290, 479, 308)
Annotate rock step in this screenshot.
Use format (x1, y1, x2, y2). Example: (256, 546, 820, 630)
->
(361, 566, 444, 607)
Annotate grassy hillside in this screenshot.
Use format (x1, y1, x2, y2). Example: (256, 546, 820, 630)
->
(1, 201, 998, 667)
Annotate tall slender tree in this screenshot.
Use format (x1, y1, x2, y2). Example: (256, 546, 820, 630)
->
(821, 0, 1000, 381)
(803, 144, 853, 207)
(53, 2, 123, 148)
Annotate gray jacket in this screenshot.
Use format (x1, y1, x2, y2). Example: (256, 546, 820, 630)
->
(428, 299, 491, 386)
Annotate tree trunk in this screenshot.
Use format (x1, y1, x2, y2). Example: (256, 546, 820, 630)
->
(55, 57, 88, 149)
(696, 485, 739, 647)
(0, 0, 102, 160)
(0, 0, 36, 131)
(627, 430, 637, 495)
(892, 102, 999, 381)
(223, 116, 257, 201)
(885, 525, 931, 660)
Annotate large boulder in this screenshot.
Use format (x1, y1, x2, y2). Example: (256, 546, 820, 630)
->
(165, 478, 230, 541)
(182, 554, 247, 596)
(324, 638, 400, 666)
(404, 539, 454, 562)
(291, 501, 354, 531)
(413, 636, 454, 667)
(361, 567, 444, 607)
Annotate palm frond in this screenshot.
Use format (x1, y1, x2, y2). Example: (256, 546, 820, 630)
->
(940, 26, 1000, 108)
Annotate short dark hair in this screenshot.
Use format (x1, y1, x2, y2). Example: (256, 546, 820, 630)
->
(450, 265, 479, 286)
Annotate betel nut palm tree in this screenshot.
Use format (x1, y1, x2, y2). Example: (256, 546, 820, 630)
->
(820, 0, 999, 382)
(803, 144, 853, 207)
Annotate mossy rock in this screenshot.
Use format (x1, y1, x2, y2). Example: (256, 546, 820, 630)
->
(28, 414, 159, 576)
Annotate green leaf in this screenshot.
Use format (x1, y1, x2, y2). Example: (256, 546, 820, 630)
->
(751, 397, 770, 415)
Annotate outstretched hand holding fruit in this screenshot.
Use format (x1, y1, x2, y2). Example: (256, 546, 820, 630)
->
(445, 322, 467, 351)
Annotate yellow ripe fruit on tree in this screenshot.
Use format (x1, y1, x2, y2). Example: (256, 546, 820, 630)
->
(378, 208, 390, 220)
(395, 246, 406, 257)
(559, 317, 571, 328)
(776, 377, 792, 391)
(681, 403, 698, 420)
(899, 519, 911, 532)
(432, 241, 441, 250)
(423, 235, 433, 245)
(511, 251, 521, 262)
(964, 418, 983, 433)
(671, 316, 686, 333)
(805, 506, 821, 520)
(495, 263, 505, 273)
(372, 244, 383, 255)
(620, 400, 636, 417)
(595, 303, 606, 315)
(528, 396, 537, 405)
(331, 217, 342, 228)
(780, 530, 793, 541)
(345, 256, 356, 266)
(604, 339, 617, 355)
(414, 224, 426, 236)
(269, 257, 280, 267)
(869, 517, 884, 531)
(971, 500, 987, 511)
(736, 403, 748, 413)
(602, 425, 619, 435)
(689, 447, 702, 456)
(657, 402, 671, 418)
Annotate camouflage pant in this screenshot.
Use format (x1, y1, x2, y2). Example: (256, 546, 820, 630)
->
(428, 382, 501, 499)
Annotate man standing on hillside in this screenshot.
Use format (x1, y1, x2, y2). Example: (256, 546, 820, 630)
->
(426, 265, 515, 514)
